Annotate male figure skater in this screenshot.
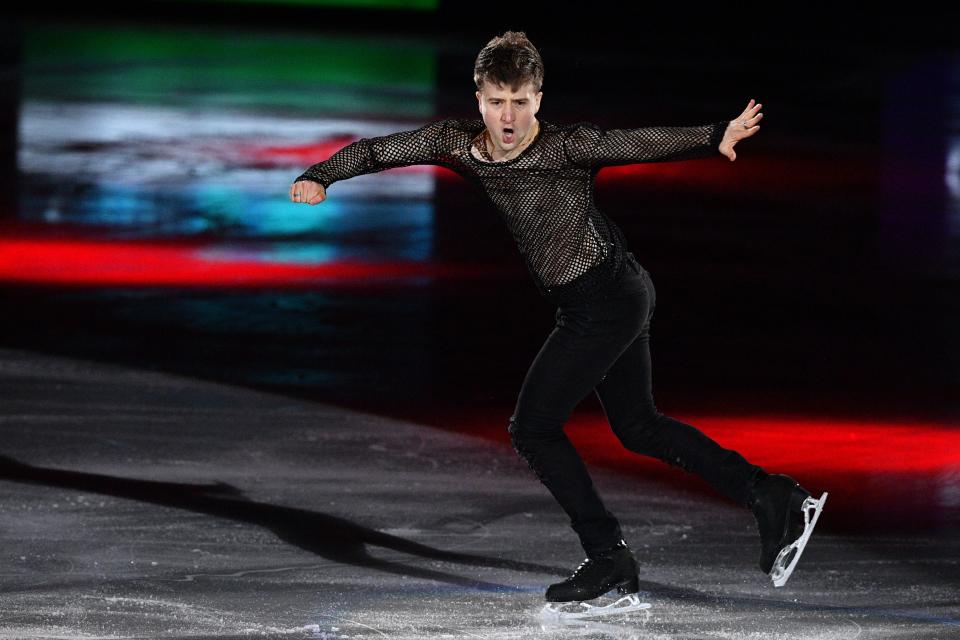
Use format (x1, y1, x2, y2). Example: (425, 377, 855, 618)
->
(290, 31, 826, 612)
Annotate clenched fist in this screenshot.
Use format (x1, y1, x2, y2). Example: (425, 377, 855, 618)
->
(289, 180, 326, 205)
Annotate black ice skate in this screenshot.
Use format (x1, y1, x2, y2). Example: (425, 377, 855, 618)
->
(749, 473, 828, 587)
(540, 539, 651, 619)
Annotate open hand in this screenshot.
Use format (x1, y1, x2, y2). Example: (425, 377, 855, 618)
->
(719, 99, 762, 161)
(289, 180, 326, 205)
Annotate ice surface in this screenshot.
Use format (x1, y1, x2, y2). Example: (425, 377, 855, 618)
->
(0, 348, 957, 639)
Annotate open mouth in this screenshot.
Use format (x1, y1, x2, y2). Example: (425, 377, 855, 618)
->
(503, 127, 515, 143)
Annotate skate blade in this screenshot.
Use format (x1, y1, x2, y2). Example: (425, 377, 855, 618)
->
(770, 491, 828, 587)
(540, 593, 651, 620)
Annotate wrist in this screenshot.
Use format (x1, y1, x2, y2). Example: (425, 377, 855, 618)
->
(710, 121, 728, 153)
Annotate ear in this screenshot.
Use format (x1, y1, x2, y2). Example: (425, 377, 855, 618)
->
(476, 91, 483, 111)
(534, 91, 543, 114)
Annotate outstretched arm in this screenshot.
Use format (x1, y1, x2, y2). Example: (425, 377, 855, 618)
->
(564, 120, 727, 169)
(291, 119, 449, 204)
(563, 100, 763, 168)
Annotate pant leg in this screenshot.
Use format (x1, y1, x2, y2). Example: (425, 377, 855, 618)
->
(593, 263, 766, 508)
(508, 289, 645, 557)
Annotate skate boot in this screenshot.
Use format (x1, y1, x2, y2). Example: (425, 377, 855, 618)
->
(541, 539, 650, 619)
(748, 473, 828, 587)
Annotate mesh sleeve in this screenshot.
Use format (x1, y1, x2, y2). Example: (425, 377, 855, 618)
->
(563, 120, 728, 168)
(293, 119, 449, 189)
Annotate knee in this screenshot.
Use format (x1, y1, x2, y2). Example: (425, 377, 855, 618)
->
(610, 402, 664, 448)
(507, 414, 534, 452)
(507, 415, 551, 482)
(507, 413, 564, 454)
(507, 416, 525, 460)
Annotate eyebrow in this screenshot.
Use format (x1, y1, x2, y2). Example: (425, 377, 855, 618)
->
(488, 97, 528, 101)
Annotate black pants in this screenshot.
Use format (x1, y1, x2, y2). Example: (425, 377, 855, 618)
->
(508, 253, 765, 557)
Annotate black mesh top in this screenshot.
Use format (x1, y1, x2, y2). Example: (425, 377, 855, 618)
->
(294, 117, 727, 306)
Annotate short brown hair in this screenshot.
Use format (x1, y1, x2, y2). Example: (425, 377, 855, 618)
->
(473, 31, 544, 94)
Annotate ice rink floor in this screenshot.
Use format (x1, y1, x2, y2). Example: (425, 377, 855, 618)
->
(1, 348, 957, 639)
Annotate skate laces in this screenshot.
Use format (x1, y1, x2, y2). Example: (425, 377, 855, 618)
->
(572, 545, 626, 578)
(563, 539, 631, 580)
(570, 558, 593, 577)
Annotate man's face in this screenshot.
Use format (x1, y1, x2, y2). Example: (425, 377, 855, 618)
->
(476, 79, 542, 156)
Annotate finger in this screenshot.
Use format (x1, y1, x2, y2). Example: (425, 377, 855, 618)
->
(740, 100, 762, 118)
